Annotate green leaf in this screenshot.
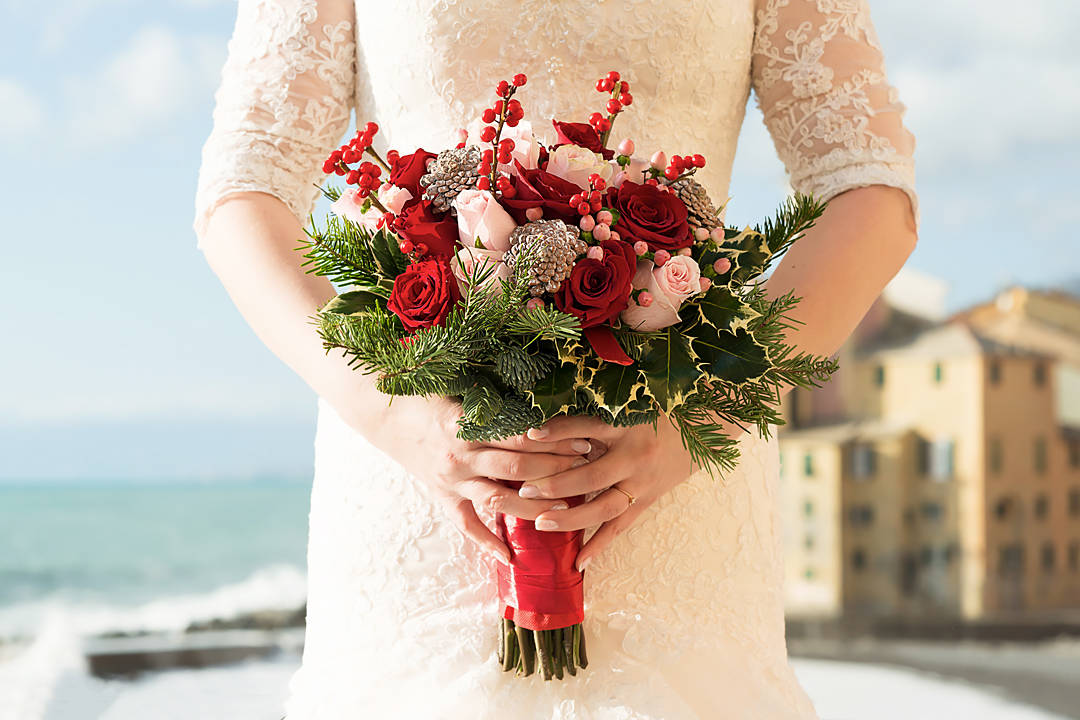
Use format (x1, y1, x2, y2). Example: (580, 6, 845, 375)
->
(689, 286, 759, 332)
(692, 325, 770, 384)
(726, 227, 772, 286)
(321, 289, 385, 315)
(589, 362, 645, 415)
(461, 376, 505, 426)
(369, 228, 409, 276)
(638, 327, 698, 413)
(529, 361, 580, 417)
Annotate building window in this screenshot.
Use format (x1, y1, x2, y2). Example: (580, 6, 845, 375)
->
(848, 504, 875, 528)
(1034, 495, 1049, 520)
(990, 438, 1003, 475)
(803, 500, 814, 517)
(999, 544, 1025, 576)
(1069, 543, 1079, 572)
(920, 438, 955, 481)
(1041, 543, 1055, 572)
(1034, 362, 1047, 386)
(852, 548, 867, 572)
(920, 546, 933, 566)
(803, 453, 814, 477)
(921, 502, 944, 523)
(804, 567, 815, 580)
(989, 360, 1002, 385)
(945, 543, 959, 564)
(933, 362, 944, 384)
(804, 534, 814, 551)
(1069, 488, 1080, 517)
(852, 443, 876, 480)
(903, 507, 916, 527)
(1070, 440, 1080, 468)
(1035, 437, 1047, 475)
(874, 365, 885, 387)
(994, 496, 1014, 521)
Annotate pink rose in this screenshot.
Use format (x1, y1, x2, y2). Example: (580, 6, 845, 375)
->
(452, 189, 517, 252)
(450, 245, 510, 296)
(545, 144, 613, 190)
(377, 183, 413, 215)
(609, 155, 651, 188)
(467, 118, 541, 175)
(330, 187, 381, 233)
(620, 255, 702, 331)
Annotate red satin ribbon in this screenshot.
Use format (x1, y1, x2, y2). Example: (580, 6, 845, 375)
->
(495, 482, 586, 631)
(583, 326, 634, 366)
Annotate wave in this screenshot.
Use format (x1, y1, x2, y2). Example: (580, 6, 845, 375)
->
(0, 563, 307, 642)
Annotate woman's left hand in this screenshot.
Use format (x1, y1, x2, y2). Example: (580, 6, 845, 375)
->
(519, 415, 735, 571)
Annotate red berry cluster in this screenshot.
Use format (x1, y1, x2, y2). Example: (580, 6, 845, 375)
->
(568, 173, 607, 216)
(322, 121, 393, 193)
(663, 153, 706, 181)
(476, 74, 527, 192)
(590, 70, 631, 139)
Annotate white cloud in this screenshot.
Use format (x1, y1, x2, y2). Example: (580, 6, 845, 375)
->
(65, 25, 225, 142)
(0, 79, 45, 140)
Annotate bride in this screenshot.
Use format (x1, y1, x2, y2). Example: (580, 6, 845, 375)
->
(194, 1, 917, 717)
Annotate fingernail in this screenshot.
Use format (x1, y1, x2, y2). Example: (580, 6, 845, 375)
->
(528, 427, 549, 439)
(518, 484, 541, 499)
(535, 518, 557, 530)
(549, 501, 568, 511)
(571, 458, 588, 468)
(577, 556, 592, 572)
(571, 439, 592, 454)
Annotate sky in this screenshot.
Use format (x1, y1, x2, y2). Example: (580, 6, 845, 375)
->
(0, 0, 1078, 479)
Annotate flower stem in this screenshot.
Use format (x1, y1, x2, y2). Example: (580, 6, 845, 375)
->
(365, 146, 393, 173)
(515, 623, 536, 677)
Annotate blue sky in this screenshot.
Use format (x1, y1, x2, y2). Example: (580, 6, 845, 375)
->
(1, 0, 1077, 479)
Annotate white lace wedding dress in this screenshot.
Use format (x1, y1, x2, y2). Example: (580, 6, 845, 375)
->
(193, 1, 917, 717)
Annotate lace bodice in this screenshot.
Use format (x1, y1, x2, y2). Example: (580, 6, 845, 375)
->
(192, 2, 917, 718)
(193, 0, 916, 242)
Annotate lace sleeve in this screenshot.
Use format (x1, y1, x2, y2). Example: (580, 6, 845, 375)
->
(751, 0, 917, 219)
(193, 0, 356, 245)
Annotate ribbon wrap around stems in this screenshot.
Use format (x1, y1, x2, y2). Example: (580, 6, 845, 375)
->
(495, 480, 586, 631)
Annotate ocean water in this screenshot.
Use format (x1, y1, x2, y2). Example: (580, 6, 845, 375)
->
(0, 480, 312, 640)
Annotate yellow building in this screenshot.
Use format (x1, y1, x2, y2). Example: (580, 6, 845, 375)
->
(780, 287, 1080, 623)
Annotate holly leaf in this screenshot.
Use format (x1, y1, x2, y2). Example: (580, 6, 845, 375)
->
(638, 327, 698, 413)
(726, 227, 772, 285)
(692, 325, 770, 384)
(687, 286, 758, 332)
(321, 289, 385, 315)
(528, 361, 580, 418)
(369, 228, 409, 277)
(589, 362, 645, 415)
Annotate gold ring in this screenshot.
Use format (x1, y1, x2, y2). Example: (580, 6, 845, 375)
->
(611, 484, 636, 507)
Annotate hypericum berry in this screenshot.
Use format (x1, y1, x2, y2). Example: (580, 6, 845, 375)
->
(596, 210, 613, 225)
(477, 176, 491, 190)
(617, 138, 635, 156)
(525, 207, 544, 221)
(596, 118, 611, 132)
(364, 121, 379, 135)
(588, 190, 602, 204)
(609, 230, 621, 242)
(576, 201, 590, 215)
(569, 193, 583, 208)
(606, 99, 622, 114)
(606, 70, 620, 82)
(505, 117, 520, 128)
(677, 247, 692, 257)
(499, 138, 516, 151)
(526, 297, 544, 310)
(399, 240, 414, 254)
(699, 277, 712, 291)
(713, 257, 732, 274)
(482, 148, 494, 163)
(654, 249, 671, 266)
(620, 81, 630, 93)
(589, 112, 604, 125)
(710, 227, 725, 243)
(638, 291, 654, 307)
(579, 214, 596, 232)
(414, 242, 429, 256)
(513, 73, 527, 87)
(694, 227, 710, 242)
(496, 80, 510, 96)
(650, 151, 667, 170)
(633, 240, 649, 256)
(597, 78, 614, 92)
(592, 223, 611, 242)
(664, 167, 679, 181)
(497, 150, 513, 164)
(692, 154, 706, 168)
(590, 198, 602, 212)
(480, 126, 496, 142)
(346, 169, 360, 184)
(619, 92, 633, 106)
(586, 245, 604, 261)
(386, 149, 400, 165)
(500, 184, 516, 198)
(482, 108, 497, 123)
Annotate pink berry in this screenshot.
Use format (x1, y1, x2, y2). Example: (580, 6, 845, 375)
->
(633, 240, 648, 256)
(713, 257, 732, 274)
(654, 250, 671, 266)
(609, 231, 620, 242)
(596, 210, 613, 225)
(592, 223, 611, 241)
(579, 215, 596, 232)
(699, 277, 712, 291)
(694, 227, 710, 242)
(649, 151, 667, 170)
(638, 291, 654, 307)
(526, 297, 544, 310)
(677, 247, 692, 256)
(617, 138, 635, 156)
(710, 227, 725, 243)
(525, 207, 543, 221)
(586, 246, 605, 261)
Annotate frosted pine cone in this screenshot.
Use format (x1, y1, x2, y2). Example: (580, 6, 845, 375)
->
(671, 177, 721, 230)
(502, 219, 587, 296)
(419, 145, 482, 213)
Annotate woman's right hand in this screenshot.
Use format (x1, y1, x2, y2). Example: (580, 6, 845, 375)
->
(359, 394, 593, 563)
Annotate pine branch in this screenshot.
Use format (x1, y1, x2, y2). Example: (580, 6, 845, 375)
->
(753, 193, 827, 260)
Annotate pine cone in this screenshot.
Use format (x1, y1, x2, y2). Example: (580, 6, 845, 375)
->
(671, 177, 721, 230)
(502, 219, 587, 297)
(419, 145, 482, 213)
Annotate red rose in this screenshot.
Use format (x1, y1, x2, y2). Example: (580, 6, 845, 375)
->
(501, 159, 581, 225)
(387, 259, 460, 333)
(551, 120, 614, 160)
(554, 238, 635, 328)
(607, 181, 692, 253)
(389, 148, 437, 204)
(396, 200, 459, 258)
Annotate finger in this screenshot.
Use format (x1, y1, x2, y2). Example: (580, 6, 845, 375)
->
(456, 477, 572, 521)
(533, 483, 634, 532)
(585, 439, 609, 462)
(480, 434, 594, 457)
(517, 451, 619, 499)
(526, 415, 619, 443)
(469, 448, 588, 482)
(446, 498, 511, 564)
(575, 508, 640, 570)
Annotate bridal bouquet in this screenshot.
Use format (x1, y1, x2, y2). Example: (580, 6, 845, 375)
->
(299, 70, 836, 680)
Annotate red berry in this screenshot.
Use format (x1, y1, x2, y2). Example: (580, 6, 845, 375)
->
(480, 126, 496, 142)
(620, 81, 630, 93)
(589, 111, 604, 124)
(334, 166, 346, 176)
(664, 167, 679, 180)
(482, 108, 496, 123)
(455, 141, 467, 149)
(364, 121, 379, 135)
(477, 176, 491, 190)
(415, 243, 428, 256)
(386, 149, 400, 165)
(497, 151, 512, 164)
(399, 240, 414, 254)
(496, 176, 511, 189)
(645, 177, 659, 186)
(346, 169, 360, 184)
(322, 159, 335, 174)
(607, 99, 621, 114)
(595, 79, 608, 92)
(593, 178, 606, 191)
(506, 117, 520, 127)
(513, 73, 527, 87)
(499, 138, 515, 150)
(496, 80, 509, 96)
(493, 99, 503, 114)
(482, 148, 494, 162)
(692, 153, 706, 167)
(671, 155, 683, 169)
(597, 118, 611, 132)
(619, 92, 633, 106)
(500, 184, 516, 198)
(479, 161, 492, 175)
(569, 193, 583, 207)
(590, 199, 602, 212)
(606, 70, 620, 82)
